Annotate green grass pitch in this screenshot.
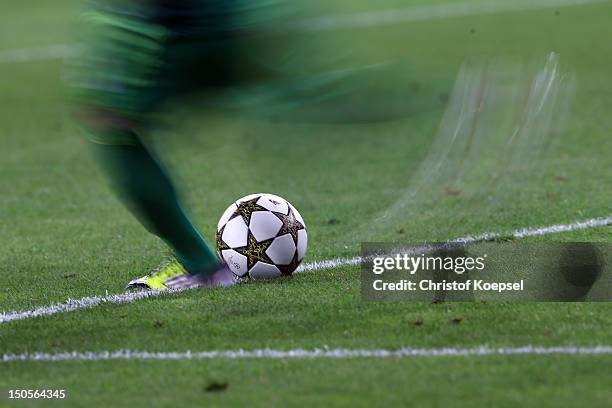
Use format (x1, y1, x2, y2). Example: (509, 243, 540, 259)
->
(1, 0, 611, 406)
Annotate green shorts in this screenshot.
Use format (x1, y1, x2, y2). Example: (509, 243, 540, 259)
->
(68, 0, 297, 123)
(69, 0, 356, 144)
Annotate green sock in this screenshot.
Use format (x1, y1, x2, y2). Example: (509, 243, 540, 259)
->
(88, 134, 219, 275)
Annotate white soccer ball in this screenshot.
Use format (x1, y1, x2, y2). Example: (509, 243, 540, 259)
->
(216, 193, 307, 279)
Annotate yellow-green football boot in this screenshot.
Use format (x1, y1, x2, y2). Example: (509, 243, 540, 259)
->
(126, 258, 235, 290)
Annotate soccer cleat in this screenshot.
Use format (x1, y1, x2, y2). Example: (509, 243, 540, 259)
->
(126, 258, 236, 290)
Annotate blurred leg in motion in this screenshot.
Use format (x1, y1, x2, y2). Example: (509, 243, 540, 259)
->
(68, 1, 236, 279)
(85, 126, 219, 276)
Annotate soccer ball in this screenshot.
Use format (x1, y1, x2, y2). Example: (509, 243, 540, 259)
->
(216, 193, 307, 279)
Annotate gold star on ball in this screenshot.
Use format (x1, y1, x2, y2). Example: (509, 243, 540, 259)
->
(232, 196, 268, 226)
(233, 232, 275, 270)
(273, 207, 305, 244)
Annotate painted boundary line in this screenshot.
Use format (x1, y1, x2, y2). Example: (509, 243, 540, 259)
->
(1, 0, 610, 64)
(0, 215, 610, 324)
(289, 0, 611, 32)
(2, 346, 612, 362)
(0, 44, 77, 64)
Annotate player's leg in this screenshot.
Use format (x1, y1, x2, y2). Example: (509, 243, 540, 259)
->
(90, 126, 217, 270)
(69, 3, 233, 289)
(79, 114, 234, 289)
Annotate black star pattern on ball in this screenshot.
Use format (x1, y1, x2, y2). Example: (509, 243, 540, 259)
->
(233, 231, 275, 270)
(230, 196, 267, 226)
(277, 252, 301, 276)
(272, 206, 305, 245)
(216, 225, 230, 253)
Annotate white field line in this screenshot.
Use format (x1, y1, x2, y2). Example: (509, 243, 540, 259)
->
(452, 215, 612, 242)
(1, 0, 609, 64)
(289, 0, 611, 32)
(0, 215, 610, 324)
(2, 346, 612, 362)
(0, 44, 77, 64)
